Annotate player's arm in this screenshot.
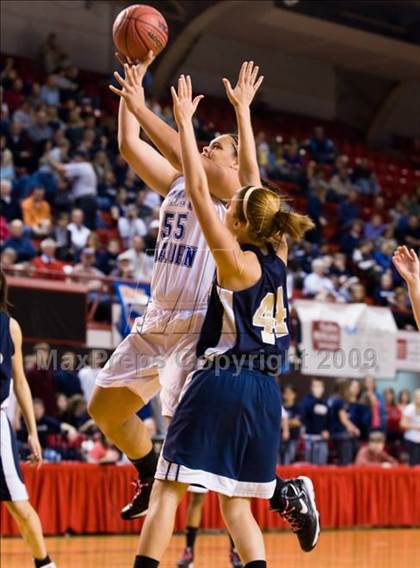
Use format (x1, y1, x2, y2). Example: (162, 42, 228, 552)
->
(392, 246, 420, 330)
(10, 318, 42, 465)
(223, 61, 264, 188)
(172, 75, 260, 287)
(110, 61, 240, 201)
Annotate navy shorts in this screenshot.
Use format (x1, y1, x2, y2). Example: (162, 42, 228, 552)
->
(156, 365, 281, 498)
(0, 410, 28, 502)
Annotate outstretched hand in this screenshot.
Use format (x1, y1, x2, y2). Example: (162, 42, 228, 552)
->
(223, 61, 264, 109)
(392, 246, 420, 287)
(171, 74, 204, 126)
(109, 50, 155, 113)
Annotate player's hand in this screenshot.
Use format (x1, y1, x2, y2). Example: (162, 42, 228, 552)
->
(392, 246, 420, 287)
(115, 50, 154, 86)
(27, 434, 43, 468)
(171, 74, 204, 126)
(223, 61, 264, 109)
(110, 62, 148, 114)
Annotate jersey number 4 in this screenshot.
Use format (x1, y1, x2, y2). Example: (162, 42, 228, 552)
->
(252, 286, 288, 345)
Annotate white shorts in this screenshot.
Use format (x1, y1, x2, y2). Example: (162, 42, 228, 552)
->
(0, 411, 28, 502)
(96, 303, 206, 417)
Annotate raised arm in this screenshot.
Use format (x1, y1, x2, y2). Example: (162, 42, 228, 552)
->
(171, 75, 259, 287)
(110, 58, 240, 201)
(392, 246, 420, 329)
(10, 318, 43, 465)
(223, 61, 264, 187)
(114, 54, 179, 197)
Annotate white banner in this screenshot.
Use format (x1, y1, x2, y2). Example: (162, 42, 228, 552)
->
(396, 330, 420, 372)
(294, 300, 398, 379)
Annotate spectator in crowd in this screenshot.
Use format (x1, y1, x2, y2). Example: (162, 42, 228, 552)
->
(32, 238, 68, 279)
(39, 32, 69, 73)
(1, 179, 21, 221)
(1, 247, 19, 271)
(301, 378, 330, 465)
(72, 248, 105, 291)
(364, 214, 386, 240)
(348, 282, 369, 304)
(355, 431, 398, 466)
(391, 287, 417, 330)
(401, 388, 420, 466)
(329, 380, 361, 466)
(1, 146, 14, 181)
(2, 219, 36, 261)
(117, 204, 147, 248)
(346, 379, 371, 441)
(78, 350, 105, 404)
(374, 271, 395, 306)
(40, 74, 60, 106)
(17, 398, 67, 455)
(308, 126, 335, 164)
(281, 385, 301, 465)
(27, 109, 54, 146)
(384, 388, 403, 452)
(110, 253, 135, 280)
(54, 351, 83, 398)
(21, 185, 52, 237)
(49, 150, 98, 229)
(121, 236, 154, 283)
(53, 212, 72, 260)
(84, 432, 121, 464)
(351, 158, 381, 195)
(340, 219, 363, 255)
(337, 189, 361, 228)
(303, 258, 335, 298)
(398, 389, 412, 412)
(361, 375, 386, 432)
(95, 238, 120, 275)
(67, 208, 91, 253)
(396, 215, 420, 248)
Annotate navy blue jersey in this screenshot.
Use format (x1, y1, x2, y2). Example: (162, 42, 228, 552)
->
(0, 312, 14, 406)
(301, 394, 330, 435)
(197, 243, 290, 370)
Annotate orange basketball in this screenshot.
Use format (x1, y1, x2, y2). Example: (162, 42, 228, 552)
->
(112, 4, 168, 61)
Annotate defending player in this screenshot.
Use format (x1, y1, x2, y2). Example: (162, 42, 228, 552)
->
(0, 269, 56, 568)
(131, 74, 319, 568)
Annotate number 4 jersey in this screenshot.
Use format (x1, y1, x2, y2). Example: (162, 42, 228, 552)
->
(196, 242, 290, 364)
(152, 176, 226, 310)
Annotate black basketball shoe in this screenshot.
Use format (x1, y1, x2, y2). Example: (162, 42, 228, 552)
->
(270, 476, 320, 552)
(120, 477, 154, 520)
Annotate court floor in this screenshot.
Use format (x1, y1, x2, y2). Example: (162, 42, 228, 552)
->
(1, 529, 419, 567)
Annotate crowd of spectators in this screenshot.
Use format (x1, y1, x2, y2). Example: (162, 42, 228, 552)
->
(1, 41, 420, 328)
(10, 343, 420, 467)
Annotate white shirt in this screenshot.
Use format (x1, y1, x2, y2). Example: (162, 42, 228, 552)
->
(118, 217, 147, 245)
(78, 367, 100, 403)
(403, 403, 420, 444)
(304, 273, 335, 296)
(67, 223, 91, 250)
(64, 162, 97, 199)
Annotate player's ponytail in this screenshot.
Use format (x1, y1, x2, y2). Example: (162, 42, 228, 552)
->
(237, 185, 314, 244)
(273, 208, 315, 241)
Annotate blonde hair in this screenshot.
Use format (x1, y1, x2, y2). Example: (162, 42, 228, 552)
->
(236, 185, 314, 243)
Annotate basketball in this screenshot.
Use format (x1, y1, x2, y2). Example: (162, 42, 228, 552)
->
(112, 4, 168, 61)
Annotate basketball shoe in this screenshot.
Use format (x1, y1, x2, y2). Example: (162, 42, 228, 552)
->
(120, 477, 154, 520)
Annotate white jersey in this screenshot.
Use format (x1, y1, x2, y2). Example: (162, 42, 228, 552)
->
(151, 176, 225, 310)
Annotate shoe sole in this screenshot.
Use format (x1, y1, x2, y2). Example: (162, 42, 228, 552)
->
(298, 476, 320, 550)
(121, 508, 148, 521)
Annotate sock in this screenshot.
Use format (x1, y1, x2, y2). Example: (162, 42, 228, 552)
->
(133, 555, 159, 568)
(229, 535, 236, 551)
(245, 562, 266, 568)
(34, 557, 52, 568)
(130, 449, 159, 479)
(186, 526, 198, 549)
(275, 475, 287, 489)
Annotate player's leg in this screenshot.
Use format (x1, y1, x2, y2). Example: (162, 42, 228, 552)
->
(88, 386, 152, 459)
(5, 500, 55, 567)
(219, 495, 266, 567)
(88, 384, 159, 519)
(177, 490, 205, 567)
(133, 479, 188, 567)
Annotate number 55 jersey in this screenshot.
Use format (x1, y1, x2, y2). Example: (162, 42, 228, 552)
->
(197, 242, 290, 368)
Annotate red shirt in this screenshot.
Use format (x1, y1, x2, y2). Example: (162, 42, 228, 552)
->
(355, 445, 397, 466)
(32, 256, 67, 280)
(386, 404, 402, 434)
